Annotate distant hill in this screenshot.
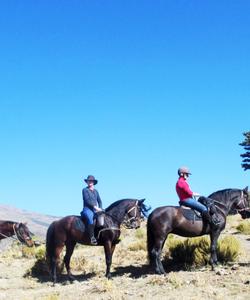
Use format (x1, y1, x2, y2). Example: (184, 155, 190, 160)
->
(0, 204, 59, 239)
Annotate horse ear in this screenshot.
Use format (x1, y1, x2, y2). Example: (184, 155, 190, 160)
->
(243, 186, 248, 193)
(139, 199, 145, 205)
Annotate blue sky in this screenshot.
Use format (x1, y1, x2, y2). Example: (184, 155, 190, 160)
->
(0, 1, 249, 216)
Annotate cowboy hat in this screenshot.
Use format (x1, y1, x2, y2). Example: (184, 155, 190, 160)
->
(84, 175, 98, 185)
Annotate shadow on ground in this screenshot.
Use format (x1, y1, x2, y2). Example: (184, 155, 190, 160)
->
(26, 272, 96, 284)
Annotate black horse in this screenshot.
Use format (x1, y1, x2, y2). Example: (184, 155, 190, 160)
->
(0, 220, 34, 247)
(147, 187, 249, 274)
(46, 199, 149, 283)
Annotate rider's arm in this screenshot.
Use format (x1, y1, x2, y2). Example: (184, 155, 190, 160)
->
(96, 190, 103, 209)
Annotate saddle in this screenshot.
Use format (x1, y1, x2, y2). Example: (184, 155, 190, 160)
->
(180, 197, 219, 223)
(180, 207, 202, 222)
(74, 212, 105, 233)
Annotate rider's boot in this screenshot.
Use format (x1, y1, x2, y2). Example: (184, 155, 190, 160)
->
(87, 224, 98, 245)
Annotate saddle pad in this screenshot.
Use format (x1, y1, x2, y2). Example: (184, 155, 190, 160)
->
(74, 217, 86, 232)
(180, 207, 202, 221)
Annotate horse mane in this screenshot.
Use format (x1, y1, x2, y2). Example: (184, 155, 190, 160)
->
(0, 220, 16, 226)
(105, 199, 138, 212)
(209, 188, 240, 199)
(105, 198, 151, 217)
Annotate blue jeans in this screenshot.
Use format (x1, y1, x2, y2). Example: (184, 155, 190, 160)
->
(180, 198, 207, 213)
(81, 207, 95, 225)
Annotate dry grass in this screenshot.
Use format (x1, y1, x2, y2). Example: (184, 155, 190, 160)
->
(164, 235, 242, 267)
(236, 220, 250, 235)
(217, 236, 242, 263)
(128, 239, 147, 251)
(0, 215, 250, 300)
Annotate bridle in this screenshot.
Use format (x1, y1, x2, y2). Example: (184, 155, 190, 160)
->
(236, 190, 249, 212)
(0, 223, 32, 244)
(97, 201, 141, 239)
(123, 201, 140, 228)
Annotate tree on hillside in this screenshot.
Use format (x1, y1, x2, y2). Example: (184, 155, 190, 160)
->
(240, 132, 250, 171)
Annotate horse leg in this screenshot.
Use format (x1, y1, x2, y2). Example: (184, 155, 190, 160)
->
(51, 245, 64, 284)
(104, 241, 116, 279)
(64, 241, 76, 281)
(156, 236, 168, 275)
(209, 230, 220, 270)
(152, 236, 167, 275)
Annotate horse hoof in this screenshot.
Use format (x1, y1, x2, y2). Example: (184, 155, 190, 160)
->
(68, 275, 76, 282)
(106, 274, 112, 280)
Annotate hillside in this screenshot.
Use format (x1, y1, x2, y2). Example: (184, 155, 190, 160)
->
(0, 204, 59, 239)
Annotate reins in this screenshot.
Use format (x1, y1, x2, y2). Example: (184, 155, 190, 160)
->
(0, 223, 20, 242)
(212, 190, 250, 217)
(236, 190, 250, 212)
(124, 201, 138, 226)
(97, 201, 140, 239)
(97, 227, 120, 240)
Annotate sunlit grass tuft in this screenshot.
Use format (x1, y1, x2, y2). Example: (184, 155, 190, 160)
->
(236, 220, 250, 235)
(163, 235, 241, 267)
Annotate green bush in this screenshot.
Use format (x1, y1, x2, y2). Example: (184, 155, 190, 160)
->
(217, 236, 241, 263)
(164, 235, 241, 267)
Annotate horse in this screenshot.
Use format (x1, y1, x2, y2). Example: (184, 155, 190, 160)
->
(0, 220, 34, 247)
(147, 187, 249, 274)
(46, 198, 149, 283)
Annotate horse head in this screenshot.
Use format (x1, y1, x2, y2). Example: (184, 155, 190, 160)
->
(236, 186, 250, 219)
(123, 199, 150, 229)
(15, 223, 34, 247)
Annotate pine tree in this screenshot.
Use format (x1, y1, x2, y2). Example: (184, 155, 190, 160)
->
(240, 132, 250, 171)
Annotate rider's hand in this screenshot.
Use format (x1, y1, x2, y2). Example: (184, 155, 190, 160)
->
(193, 192, 200, 198)
(94, 206, 102, 212)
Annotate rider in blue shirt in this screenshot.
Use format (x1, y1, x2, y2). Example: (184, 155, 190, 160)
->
(81, 175, 103, 245)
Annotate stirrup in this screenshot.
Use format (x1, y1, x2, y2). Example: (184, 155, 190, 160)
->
(211, 216, 221, 226)
(90, 236, 98, 245)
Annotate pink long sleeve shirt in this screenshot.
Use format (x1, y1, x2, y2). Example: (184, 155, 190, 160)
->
(176, 177, 193, 201)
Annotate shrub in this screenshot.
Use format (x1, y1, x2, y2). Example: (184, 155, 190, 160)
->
(128, 240, 147, 251)
(24, 245, 51, 277)
(135, 228, 146, 240)
(164, 235, 241, 267)
(217, 236, 241, 263)
(236, 220, 250, 235)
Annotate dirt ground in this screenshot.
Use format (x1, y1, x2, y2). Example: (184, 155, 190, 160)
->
(0, 218, 250, 300)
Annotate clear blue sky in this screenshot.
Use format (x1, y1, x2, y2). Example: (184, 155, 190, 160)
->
(0, 1, 249, 216)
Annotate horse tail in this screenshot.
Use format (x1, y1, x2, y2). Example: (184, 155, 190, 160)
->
(46, 221, 56, 268)
(147, 212, 155, 266)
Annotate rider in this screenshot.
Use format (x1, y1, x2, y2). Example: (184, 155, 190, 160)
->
(81, 175, 103, 245)
(176, 166, 219, 226)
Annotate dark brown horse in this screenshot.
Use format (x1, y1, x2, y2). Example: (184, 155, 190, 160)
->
(46, 199, 149, 283)
(147, 187, 249, 274)
(0, 220, 34, 247)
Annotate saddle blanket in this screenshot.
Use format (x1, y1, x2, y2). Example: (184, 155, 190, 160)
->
(180, 207, 202, 221)
(73, 217, 86, 232)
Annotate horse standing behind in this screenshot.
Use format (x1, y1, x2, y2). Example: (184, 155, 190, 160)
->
(46, 199, 149, 283)
(0, 220, 34, 247)
(147, 187, 249, 274)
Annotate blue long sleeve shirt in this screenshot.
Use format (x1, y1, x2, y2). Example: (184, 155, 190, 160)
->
(82, 187, 103, 210)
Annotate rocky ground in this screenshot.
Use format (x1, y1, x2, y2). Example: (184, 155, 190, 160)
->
(0, 217, 250, 300)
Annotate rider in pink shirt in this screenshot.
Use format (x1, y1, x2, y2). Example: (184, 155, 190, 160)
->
(176, 166, 216, 224)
